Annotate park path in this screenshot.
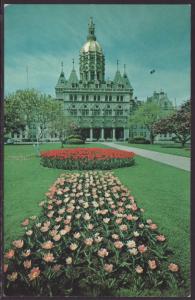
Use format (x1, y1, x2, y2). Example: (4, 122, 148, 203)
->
(102, 142, 191, 172)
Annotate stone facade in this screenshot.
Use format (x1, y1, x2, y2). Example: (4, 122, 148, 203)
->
(55, 17, 136, 141)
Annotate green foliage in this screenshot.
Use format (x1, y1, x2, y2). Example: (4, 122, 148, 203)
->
(4, 89, 59, 142)
(66, 138, 85, 145)
(129, 102, 172, 144)
(154, 100, 191, 147)
(128, 137, 150, 144)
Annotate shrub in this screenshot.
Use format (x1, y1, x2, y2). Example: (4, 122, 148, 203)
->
(67, 135, 82, 140)
(66, 138, 85, 145)
(4, 172, 183, 297)
(128, 137, 150, 144)
(40, 148, 135, 170)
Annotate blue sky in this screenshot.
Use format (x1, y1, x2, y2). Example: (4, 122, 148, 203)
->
(4, 4, 190, 104)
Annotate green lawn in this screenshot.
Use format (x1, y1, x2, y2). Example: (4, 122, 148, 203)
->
(4, 143, 190, 297)
(117, 142, 191, 157)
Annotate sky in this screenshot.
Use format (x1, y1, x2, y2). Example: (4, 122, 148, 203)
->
(4, 4, 191, 104)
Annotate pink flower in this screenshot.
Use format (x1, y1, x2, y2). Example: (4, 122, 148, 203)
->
(114, 241, 123, 249)
(168, 263, 179, 272)
(21, 219, 29, 226)
(156, 235, 166, 241)
(84, 238, 93, 246)
(69, 243, 78, 251)
(98, 248, 109, 258)
(149, 223, 158, 230)
(148, 260, 157, 270)
(53, 234, 61, 241)
(43, 252, 55, 262)
(112, 234, 119, 240)
(28, 267, 41, 281)
(4, 264, 8, 272)
(104, 264, 113, 273)
(41, 241, 54, 250)
(126, 214, 133, 221)
(119, 224, 128, 232)
(135, 265, 143, 274)
(5, 249, 15, 259)
(23, 260, 31, 269)
(12, 240, 24, 248)
(138, 244, 147, 253)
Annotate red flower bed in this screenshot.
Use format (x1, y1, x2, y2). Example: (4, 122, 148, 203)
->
(40, 148, 135, 170)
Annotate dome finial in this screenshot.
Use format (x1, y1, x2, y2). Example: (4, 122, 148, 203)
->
(61, 61, 63, 72)
(87, 17, 96, 41)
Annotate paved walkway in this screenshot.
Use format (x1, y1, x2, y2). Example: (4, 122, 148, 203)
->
(102, 142, 191, 172)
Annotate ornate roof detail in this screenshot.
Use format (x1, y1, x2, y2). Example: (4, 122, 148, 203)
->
(67, 68, 79, 87)
(113, 70, 124, 85)
(55, 62, 66, 88)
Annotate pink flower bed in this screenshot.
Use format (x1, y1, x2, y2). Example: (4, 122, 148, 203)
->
(4, 172, 182, 296)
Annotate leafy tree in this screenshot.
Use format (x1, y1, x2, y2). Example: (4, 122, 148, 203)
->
(49, 102, 75, 148)
(154, 100, 191, 147)
(4, 96, 26, 135)
(129, 102, 170, 144)
(4, 89, 59, 144)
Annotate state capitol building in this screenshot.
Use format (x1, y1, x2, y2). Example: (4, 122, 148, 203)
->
(55, 17, 173, 142)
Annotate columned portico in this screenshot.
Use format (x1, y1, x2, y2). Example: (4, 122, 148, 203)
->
(124, 128, 129, 140)
(112, 128, 116, 141)
(100, 128, 105, 140)
(90, 128, 93, 141)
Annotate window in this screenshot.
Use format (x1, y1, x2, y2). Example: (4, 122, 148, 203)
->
(86, 95, 89, 101)
(117, 96, 119, 101)
(109, 95, 112, 101)
(105, 95, 108, 101)
(74, 95, 77, 101)
(82, 95, 85, 101)
(98, 95, 100, 101)
(120, 96, 123, 102)
(94, 95, 96, 101)
(70, 94, 73, 101)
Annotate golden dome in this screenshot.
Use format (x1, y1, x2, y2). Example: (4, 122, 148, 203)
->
(80, 40, 103, 53)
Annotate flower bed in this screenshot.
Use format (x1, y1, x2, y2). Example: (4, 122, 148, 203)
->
(4, 172, 182, 296)
(40, 148, 135, 170)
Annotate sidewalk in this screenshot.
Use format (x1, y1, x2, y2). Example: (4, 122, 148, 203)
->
(102, 142, 191, 171)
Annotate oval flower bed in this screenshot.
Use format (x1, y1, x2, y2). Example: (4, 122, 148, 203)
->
(4, 172, 182, 296)
(40, 148, 135, 170)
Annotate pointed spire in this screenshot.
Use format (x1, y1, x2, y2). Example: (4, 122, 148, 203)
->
(124, 64, 126, 74)
(87, 17, 96, 41)
(72, 59, 75, 70)
(122, 64, 132, 89)
(68, 67, 79, 87)
(117, 59, 119, 71)
(55, 61, 66, 88)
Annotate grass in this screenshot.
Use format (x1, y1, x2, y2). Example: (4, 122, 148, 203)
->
(4, 143, 190, 297)
(117, 142, 191, 157)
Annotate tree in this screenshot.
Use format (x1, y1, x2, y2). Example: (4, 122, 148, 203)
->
(4, 97, 26, 135)
(48, 101, 79, 148)
(154, 100, 191, 147)
(4, 89, 59, 145)
(129, 102, 170, 144)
